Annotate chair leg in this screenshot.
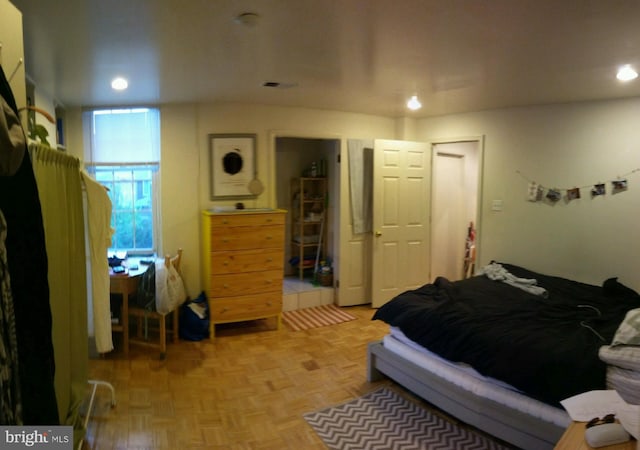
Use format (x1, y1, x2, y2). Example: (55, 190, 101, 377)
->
(159, 316, 167, 359)
(172, 309, 179, 343)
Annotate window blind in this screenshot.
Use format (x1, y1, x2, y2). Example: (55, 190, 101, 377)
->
(83, 108, 160, 164)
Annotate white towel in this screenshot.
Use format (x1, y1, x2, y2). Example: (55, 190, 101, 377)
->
(479, 262, 548, 298)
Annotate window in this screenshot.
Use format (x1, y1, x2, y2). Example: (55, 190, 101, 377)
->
(84, 108, 161, 253)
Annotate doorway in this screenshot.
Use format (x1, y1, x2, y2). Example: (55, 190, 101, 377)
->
(340, 138, 482, 308)
(274, 137, 340, 309)
(430, 141, 481, 281)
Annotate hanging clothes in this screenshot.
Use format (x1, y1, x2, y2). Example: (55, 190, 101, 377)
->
(81, 170, 114, 354)
(0, 64, 59, 425)
(0, 209, 22, 424)
(347, 139, 373, 234)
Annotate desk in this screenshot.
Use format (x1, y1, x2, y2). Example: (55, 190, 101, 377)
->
(555, 421, 636, 449)
(109, 262, 147, 356)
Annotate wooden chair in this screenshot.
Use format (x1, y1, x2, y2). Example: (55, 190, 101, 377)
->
(128, 249, 184, 359)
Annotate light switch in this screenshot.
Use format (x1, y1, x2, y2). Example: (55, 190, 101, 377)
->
(491, 200, 503, 211)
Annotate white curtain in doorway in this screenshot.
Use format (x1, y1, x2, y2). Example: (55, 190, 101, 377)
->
(29, 143, 88, 422)
(347, 139, 373, 234)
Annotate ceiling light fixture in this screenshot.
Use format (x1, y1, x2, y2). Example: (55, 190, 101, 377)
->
(111, 77, 128, 91)
(234, 12, 260, 27)
(616, 65, 638, 82)
(262, 81, 298, 89)
(407, 95, 422, 110)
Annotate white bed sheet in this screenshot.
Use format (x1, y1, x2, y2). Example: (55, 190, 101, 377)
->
(384, 327, 571, 427)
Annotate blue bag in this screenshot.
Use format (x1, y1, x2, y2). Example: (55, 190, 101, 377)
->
(179, 291, 210, 341)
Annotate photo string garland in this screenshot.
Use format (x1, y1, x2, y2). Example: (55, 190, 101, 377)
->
(516, 168, 640, 203)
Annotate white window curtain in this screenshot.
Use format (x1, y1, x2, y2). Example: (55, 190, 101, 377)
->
(81, 170, 114, 354)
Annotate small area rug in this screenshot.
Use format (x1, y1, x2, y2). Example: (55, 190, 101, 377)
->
(304, 388, 510, 450)
(282, 304, 357, 331)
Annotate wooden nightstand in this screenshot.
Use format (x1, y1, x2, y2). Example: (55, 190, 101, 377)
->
(555, 421, 636, 449)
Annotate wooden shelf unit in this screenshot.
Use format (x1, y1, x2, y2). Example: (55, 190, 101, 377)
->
(290, 177, 327, 280)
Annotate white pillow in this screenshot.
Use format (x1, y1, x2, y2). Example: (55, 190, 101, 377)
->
(612, 308, 640, 346)
(606, 366, 640, 404)
(600, 345, 640, 371)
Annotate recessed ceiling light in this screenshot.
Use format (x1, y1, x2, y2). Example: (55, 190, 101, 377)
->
(111, 77, 128, 90)
(407, 95, 422, 110)
(616, 65, 638, 82)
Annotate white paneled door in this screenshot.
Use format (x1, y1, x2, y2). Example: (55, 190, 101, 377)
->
(371, 140, 431, 308)
(431, 141, 481, 281)
(431, 151, 466, 280)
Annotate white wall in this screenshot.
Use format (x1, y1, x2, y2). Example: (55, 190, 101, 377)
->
(418, 99, 640, 290)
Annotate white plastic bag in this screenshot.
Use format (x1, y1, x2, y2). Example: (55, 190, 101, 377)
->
(155, 260, 186, 314)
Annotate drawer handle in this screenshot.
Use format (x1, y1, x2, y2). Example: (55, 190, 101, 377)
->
(266, 257, 273, 262)
(266, 302, 272, 307)
(223, 261, 229, 265)
(266, 279, 272, 284)
(222, 308, 228, 313)
(222, 238, 229, 243)
(266, 235, 273, 240)
(223, 284, 229, 289)
(266, 218, 273, 222)
(223, 219, 229, 224)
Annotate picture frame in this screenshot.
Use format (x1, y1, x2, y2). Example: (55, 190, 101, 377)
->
(209, 133, 257, 199)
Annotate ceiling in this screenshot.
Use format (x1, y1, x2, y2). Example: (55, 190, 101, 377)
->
(9, 0, 640, 118)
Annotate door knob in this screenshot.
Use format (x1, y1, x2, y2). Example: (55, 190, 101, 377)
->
(375, 231, 382, 237)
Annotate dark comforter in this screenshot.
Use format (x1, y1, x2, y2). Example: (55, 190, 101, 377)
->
(372, 263, 640, 406)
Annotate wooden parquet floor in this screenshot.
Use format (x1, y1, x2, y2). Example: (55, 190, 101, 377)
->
(84, 305, 392, 449)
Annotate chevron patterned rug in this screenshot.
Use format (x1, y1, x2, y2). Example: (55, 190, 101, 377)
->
(304, 388, 511, 450)
(282, 304, 357, 331)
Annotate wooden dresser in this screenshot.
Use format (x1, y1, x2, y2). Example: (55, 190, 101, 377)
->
(201, 209, 287, 338)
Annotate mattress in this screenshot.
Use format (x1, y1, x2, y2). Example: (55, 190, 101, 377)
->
(384, 327, 571, 428)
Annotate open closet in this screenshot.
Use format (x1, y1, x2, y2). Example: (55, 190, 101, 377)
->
(275, 137, 339, 309)
(275, 137, 339, 276)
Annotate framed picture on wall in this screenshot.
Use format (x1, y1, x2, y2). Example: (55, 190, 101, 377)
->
(209, 133, 257, 199)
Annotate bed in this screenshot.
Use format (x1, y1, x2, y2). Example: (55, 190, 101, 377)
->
(367, 262, 640, 450)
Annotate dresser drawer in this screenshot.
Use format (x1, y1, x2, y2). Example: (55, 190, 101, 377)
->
(210, 270, 283, 297)
(210, 292, 282, 322)
(209, 213, 285, 228)
(210, 225, 284, 251)
(210, 249, 283, 275)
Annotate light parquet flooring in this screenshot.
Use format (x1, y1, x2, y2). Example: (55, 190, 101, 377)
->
(84, 305, 393, 450)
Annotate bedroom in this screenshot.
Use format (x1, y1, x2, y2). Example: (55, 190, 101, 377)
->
(2, 0, 640, 448)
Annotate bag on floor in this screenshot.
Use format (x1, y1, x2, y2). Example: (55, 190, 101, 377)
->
(179, 291, 210, 341)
